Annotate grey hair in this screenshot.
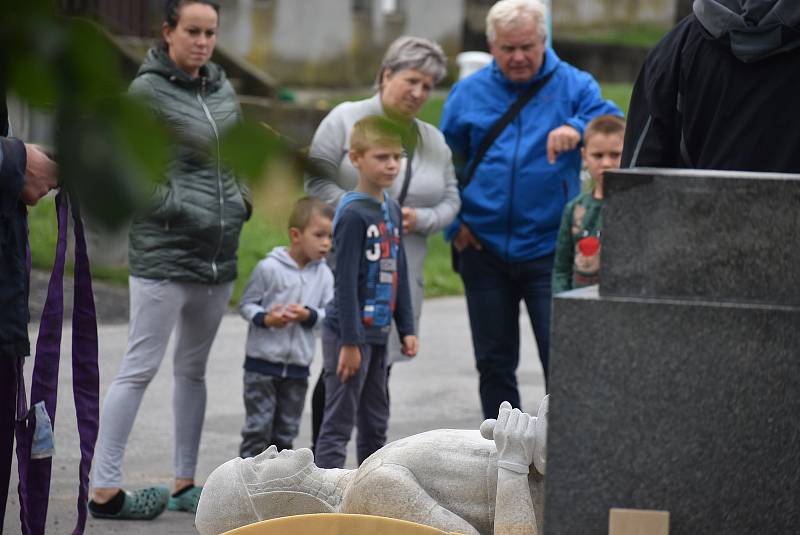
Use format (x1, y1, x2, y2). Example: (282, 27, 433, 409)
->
(375, 36, 448, 89)
(486, 0, 548, 44)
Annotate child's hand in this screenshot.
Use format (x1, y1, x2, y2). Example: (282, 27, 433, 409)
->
(401, 207, 417, 234)
(264, 304, 288, 328)
(282, 303, 310, 323)
(337, 345, 362, 383)
(401, 335, 419, 357)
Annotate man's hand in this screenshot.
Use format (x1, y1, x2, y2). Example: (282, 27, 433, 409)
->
(282, 303, 310, 323)
(401, 207, 417, 234)
(263, 304, 288, 328)
(491, 401, 537, 474)
(336, 345, 362, 383)
(546, 125, 581, 164)
(401, 335, 419, 357)
(452, 223, 482, 252)
(21, 144, 58, 206)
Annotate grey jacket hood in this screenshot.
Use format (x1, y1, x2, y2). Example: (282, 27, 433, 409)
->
(694, 0, 800, 62)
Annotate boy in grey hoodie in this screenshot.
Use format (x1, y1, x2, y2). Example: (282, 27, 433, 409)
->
(238, 198, 335, 458)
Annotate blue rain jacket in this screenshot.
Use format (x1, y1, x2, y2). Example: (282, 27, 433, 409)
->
(441, 48, 621, 263)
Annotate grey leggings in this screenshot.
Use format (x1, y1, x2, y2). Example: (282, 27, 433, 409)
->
(92, 277, 232, 488)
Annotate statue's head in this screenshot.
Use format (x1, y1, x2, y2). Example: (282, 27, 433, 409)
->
(195, 445, 340, 535)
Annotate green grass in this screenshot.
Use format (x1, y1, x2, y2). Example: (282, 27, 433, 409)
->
(601, 83, 633, 115)
(416, 97, 445, 127)
(560, 23, 669, 48)
(29, 82, 631, 301)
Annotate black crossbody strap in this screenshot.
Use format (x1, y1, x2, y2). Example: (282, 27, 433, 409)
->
(397, 122, 419, 206)
(397, 148, 413, 206)
(460, 70, 555, 190)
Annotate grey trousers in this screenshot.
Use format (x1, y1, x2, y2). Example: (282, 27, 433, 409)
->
(239, 371, 307, 458)
(93, 277, 233, 488)
(314, 325, 389, 469)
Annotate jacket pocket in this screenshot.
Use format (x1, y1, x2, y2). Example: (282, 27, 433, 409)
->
(149, 183, 182, 225)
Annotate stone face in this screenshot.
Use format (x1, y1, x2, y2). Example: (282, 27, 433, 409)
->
(545, 286, 800, 535)
(600, 169, 800, 306)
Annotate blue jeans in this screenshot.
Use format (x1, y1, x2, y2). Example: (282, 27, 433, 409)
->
(459, 247, 553, 419)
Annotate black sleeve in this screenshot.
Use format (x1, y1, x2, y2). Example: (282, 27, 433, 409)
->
(300, 306, 318, 329)
(0, 137, 27, 215)
(622, 18, 692, 168)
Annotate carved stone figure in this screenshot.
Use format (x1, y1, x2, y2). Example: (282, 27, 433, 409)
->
(196, 397, 549, 535)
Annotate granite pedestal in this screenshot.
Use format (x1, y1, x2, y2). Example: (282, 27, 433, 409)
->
(544, 169, 800, 535)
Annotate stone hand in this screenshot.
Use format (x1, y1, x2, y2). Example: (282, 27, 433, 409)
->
(491, 401, 536, 475)
(481, 397, 549, 475)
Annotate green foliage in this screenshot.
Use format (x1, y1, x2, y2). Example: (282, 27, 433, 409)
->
(27, 198, 59, 271)
(1, 1, 171, 228)
(600, 84, 634, 116)
(219, 118, 290, 186)
(560, 23, 669, 48)
(233, 214, 291, 303)
(27, 197, 129, 285)
(416, 97, 446, 127)
(423, 233, 463, 297)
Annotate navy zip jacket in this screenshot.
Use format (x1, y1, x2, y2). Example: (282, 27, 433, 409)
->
(325, 194, 415, 346)
(622, 0, 800, 171)
(0, 93, 31, 359)
(441, 48, 621, 263)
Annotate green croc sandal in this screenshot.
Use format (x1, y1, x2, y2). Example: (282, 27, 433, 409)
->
(89, 486, 169, 520)
(167, 485, 203, 513)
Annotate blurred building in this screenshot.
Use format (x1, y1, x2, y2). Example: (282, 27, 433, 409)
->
(217, 0, 464, 87)
(223, 0, 674, 86)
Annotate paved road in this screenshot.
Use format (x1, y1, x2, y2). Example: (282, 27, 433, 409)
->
(5, 296, 545, 534)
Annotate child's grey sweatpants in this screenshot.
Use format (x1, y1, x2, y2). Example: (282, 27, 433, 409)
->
(92, 276, 232, 488)
(239, 372, 308, 458)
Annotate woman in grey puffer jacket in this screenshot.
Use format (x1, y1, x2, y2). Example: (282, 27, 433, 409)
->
(91, 0, 249, 520)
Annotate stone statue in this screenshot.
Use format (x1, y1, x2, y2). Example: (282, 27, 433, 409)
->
(196, 397, 549, 535)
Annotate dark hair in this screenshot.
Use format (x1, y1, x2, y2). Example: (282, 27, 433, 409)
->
(288, 197, 335, 231)
(164, 0, 220, 28)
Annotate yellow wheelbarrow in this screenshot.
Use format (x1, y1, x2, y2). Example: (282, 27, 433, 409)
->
(223, 513, 464, 535)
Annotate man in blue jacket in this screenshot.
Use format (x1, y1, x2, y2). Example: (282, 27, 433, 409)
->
(0, 89, 58, 532)
(441, 0, 621, 418)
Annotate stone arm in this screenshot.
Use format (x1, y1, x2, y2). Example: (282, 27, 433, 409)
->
(494, 468, 537, 535)
(349, 465, 481, 535)
(487, 402, 542, 535)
